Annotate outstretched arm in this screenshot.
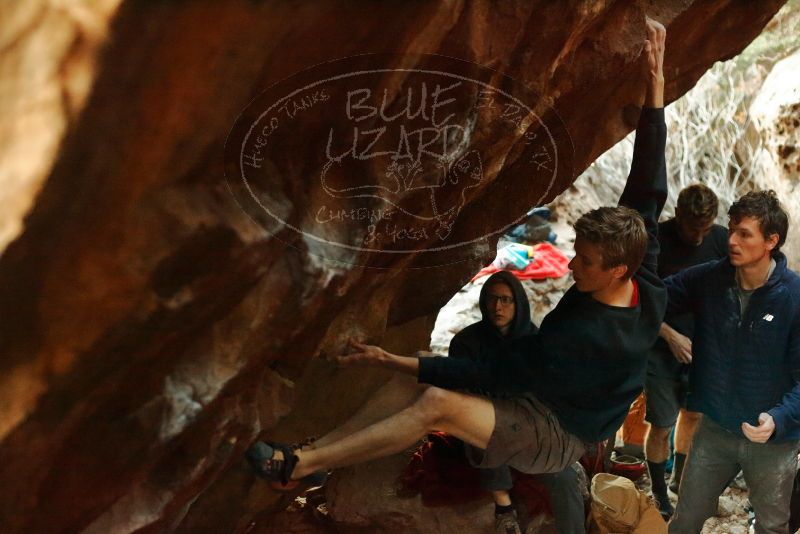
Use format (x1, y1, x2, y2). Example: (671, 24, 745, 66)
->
(337, 20, 669, 393)
(618, 18, 668, 275)
(334, 338, 421, 375)
(643, 18, 665, 109)
(336, 337, 539, 395)
(761, 314, 800, 441)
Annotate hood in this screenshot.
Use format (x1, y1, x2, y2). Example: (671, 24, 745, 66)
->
(478, 270, 533, 340)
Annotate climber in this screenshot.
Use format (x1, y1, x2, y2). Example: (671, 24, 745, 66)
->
(642, 183, 728, 518)
(245, 17, 667, 527)
(666, 190, 800, 534)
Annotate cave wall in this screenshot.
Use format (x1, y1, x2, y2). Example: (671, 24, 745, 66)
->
(0, 1, 787, 532)
(0, 0, 122, 253)
(746, 49, 800, 263)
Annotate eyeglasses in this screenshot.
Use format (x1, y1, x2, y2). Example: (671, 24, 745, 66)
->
(486, 295, 514, 306)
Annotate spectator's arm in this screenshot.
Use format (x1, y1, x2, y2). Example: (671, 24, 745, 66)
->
(767, 312, 800, 440)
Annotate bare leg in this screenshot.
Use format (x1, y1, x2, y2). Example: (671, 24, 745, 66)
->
(293, 387, 496, 479)
(670, 410, 702, 494)
(479, 466, 514, 506)
(492, 490, 512, 506)
(645, 424, 672, 462)
(312, 372, 427, 449)
(674, 409, 701, 454)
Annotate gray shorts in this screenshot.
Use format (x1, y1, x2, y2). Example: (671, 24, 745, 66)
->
(465, 395, 586, 475)
(645, 373, 689, 428)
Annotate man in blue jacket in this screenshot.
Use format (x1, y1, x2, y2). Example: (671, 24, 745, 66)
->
(667, 191, 800, 534)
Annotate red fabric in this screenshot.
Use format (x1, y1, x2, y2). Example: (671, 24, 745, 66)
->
(397, 432, 485, 507)
(630, 279, 639, 307)
(509, 472, 553, 519)
(579, 441, 608, 480)
(397, 432, 551, 517)
(471, 242, 570, 282)
(398, 435, 611, 520)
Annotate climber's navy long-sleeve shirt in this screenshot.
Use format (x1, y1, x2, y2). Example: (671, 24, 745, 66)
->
(419, 108, 668, 443)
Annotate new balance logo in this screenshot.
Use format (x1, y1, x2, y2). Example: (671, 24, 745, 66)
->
(763, 314, 774, 322)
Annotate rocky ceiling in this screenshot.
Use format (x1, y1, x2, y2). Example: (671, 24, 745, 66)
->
(0, 1, 786, 532)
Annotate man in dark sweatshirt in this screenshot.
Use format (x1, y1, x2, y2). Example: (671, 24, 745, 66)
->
(246, 18, 668, 506)
(667, 191, 800, 534)
(450, 271, 585, 534)
(644, 184, 728, 517)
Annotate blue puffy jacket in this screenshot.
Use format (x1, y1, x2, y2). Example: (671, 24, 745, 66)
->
(665, 252, 800, 441)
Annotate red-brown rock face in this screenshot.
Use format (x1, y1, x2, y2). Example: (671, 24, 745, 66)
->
(0, 1, 786, 532)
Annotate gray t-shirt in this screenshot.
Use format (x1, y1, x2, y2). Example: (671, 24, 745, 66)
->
(737, 258, 776, 315)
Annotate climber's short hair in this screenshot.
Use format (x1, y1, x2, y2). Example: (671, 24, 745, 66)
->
(574, 206, 648, 279)
(676, 184, 719, 223)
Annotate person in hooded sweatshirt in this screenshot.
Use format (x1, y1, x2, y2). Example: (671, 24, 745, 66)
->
(450, 270, 586, 534)
(245, 19, 667, 534)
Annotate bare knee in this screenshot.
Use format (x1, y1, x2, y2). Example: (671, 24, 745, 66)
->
(386, 370, 426, 393)
(647, 425, 672, 442)
(414, 386, 453, 425)
(676, 412, 701, 440)
(645, 424, 673, 462)
(678, 410, 702, 426)
(675, 411, 702, 452)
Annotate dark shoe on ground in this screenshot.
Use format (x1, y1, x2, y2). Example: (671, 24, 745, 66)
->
(647, 459, 674, 519)
(668, 477, 679, 495)
(494, 510, 522, 534)
(653, 494, 674, 520)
